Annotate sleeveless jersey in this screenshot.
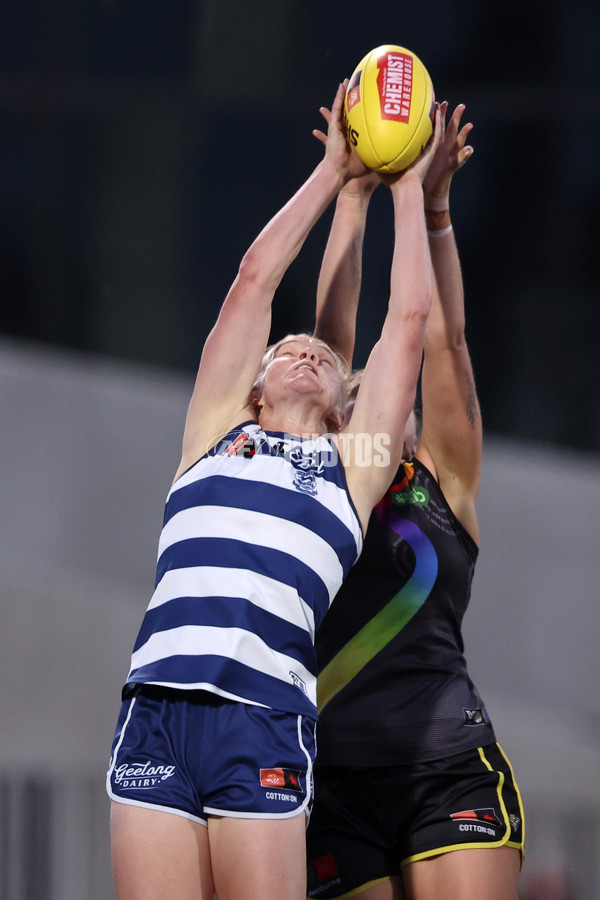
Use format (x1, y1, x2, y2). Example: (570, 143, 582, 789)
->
(315, 458, 496, 764)
(124, 422, 363, 720)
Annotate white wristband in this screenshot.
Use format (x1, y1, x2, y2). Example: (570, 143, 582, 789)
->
(427, 224, 453, 238)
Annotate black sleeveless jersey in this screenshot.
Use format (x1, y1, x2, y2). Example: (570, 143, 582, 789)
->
(315, 458, 496, 765)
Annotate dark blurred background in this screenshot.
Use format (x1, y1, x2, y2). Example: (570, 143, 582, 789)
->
(2, 0, 599, 452)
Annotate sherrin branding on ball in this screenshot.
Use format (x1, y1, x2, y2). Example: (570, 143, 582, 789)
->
(345, 45, 435, 173)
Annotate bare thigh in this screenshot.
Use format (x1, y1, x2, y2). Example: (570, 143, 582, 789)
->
(349, 875, 407, 900)
(110, 802, 214, 900)
(403, 847, 521, 900)
(208, 813, 308, 900)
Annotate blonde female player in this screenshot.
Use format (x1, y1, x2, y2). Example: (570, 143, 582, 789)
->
(306, 102, 525, 900)
(106, 84, 441, 900)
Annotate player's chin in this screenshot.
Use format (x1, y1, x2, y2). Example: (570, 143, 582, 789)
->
(288, 371, 321, 390)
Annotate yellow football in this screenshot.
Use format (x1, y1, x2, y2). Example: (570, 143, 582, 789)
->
(345, 44, 435, 173)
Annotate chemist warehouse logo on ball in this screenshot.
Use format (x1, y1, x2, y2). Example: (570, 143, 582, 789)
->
(377, 51, 414, 122)
(450, 808, 502, 836)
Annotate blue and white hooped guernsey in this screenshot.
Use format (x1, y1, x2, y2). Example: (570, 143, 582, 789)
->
(125, 422, 363, 719)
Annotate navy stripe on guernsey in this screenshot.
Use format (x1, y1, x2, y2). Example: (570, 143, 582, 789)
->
(161, 476, 359, 576)
(125, 423, 363, 719)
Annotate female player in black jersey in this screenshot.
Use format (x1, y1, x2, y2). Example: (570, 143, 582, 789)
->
(306, 103, 525, 900)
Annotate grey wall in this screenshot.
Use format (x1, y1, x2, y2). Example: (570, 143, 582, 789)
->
(1, 337, 599, 898)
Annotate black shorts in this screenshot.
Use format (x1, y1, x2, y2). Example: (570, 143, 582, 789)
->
(306, 743, 524, 899)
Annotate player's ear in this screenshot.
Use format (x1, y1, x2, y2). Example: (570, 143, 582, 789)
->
(251, 386, 263, 416)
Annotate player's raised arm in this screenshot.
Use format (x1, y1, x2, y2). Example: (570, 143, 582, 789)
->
(342, 106, 441, 529)
(313, 172, 379, 365)
(175, 83, 356, 480)
(418, 102, 481, 541)
(312, 99, 378, 365)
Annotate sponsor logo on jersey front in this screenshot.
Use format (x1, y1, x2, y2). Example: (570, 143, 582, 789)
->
(385, 461, 430, 508)
(391, 484, 429, 506)
(222, 431, 253, 457)
(212, 427, 391, 482)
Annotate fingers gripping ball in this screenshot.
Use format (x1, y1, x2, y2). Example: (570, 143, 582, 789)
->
(345, 45, 435, 173)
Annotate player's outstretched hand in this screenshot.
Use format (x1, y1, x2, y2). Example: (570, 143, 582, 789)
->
(381, 102, 442, 187)
(313, 81, 371, 181)
(423, 101, 474, 207)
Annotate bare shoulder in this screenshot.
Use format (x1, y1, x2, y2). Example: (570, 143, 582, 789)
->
(173, 402, 257, 484)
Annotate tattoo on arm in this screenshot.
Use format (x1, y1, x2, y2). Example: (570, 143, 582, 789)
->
(465, 374, 479, 429)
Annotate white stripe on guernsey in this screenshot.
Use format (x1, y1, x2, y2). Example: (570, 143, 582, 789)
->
(148, 566, 315, 636)
(168, 442, 362, 553)
(158, 506, 343, 602)
(129, 625, 317, 707)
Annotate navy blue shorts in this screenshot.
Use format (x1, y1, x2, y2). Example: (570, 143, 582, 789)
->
(306, 744, 525, 898)
(106, 686, 316, 825)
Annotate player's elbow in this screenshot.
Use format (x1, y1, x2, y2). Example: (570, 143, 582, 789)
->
(237, 247, 263, 285)
(394, 304, 430, 339)
(426, 320, 468, 351)
(238, 246, 281, 293)
(391, 279, 432, 321)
